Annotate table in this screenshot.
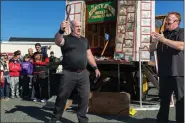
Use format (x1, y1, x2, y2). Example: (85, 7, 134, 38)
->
(95, 60, 133, 92)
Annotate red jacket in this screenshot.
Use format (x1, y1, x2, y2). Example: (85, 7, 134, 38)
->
(32, 51, 49, 73)
(0, 72, 4, 87)
(32, 51, 49, 65)
(9, 60, 21, 77)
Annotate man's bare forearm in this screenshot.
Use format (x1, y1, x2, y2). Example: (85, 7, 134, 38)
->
(163, 39, 184, 50)
(151, 32, 184, 51)
(55, 20, 68, 46)
(88, 55, 97, 67)
(55, 32, 64, 46)
(87, 49, 97, 67)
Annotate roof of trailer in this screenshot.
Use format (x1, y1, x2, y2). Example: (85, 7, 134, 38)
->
(8, 37, 55, 42)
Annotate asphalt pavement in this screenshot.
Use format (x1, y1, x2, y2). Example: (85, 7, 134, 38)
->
(1, 88, 176, 123)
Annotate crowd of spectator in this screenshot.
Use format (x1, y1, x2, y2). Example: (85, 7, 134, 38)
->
(0, 43, 58, 103)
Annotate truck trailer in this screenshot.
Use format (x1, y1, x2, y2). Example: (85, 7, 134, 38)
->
(64, 0, 158, 100)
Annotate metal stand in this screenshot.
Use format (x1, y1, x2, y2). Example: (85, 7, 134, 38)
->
(133, 47, 160, 111)
(48, 68, 50, 98)
(154, 51, 158, 74)
(139, 47, 143, 108)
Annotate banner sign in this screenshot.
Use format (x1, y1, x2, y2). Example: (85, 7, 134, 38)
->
(87, 1, 116, 23)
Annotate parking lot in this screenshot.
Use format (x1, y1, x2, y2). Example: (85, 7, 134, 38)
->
(1, 88, 176, 123)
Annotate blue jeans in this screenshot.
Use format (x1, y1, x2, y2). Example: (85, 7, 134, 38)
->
(0, 76, 10, 98)
(4, 76, 10, 98)
(0, 85, 4, 98)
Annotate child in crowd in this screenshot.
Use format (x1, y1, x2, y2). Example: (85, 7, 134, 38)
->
(20, 54, 33, 99)
(9, 51, 21, 98)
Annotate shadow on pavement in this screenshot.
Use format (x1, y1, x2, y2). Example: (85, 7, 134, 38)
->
(138, 118, 175, 123)
(87, 113, 176, 123)
(5, 105, 175, 123)
(87, 112, 139, 123)
(4, 105, 74, 123)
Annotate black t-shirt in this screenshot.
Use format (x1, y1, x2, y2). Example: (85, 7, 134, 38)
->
(49, 56, 57, 63)
(61, 34, 90, 69)
(157, 27, 184, 77)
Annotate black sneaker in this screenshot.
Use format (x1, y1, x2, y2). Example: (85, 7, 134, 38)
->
(16, 96, 20, 98)
(11, 96, 15, 99)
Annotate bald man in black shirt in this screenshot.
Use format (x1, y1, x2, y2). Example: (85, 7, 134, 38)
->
(50, 20, 100, 123)
(152, 12, 184, 123)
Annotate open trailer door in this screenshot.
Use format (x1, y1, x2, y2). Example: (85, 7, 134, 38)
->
(114, 0, 155, 62)
(66, 0, 86, 36)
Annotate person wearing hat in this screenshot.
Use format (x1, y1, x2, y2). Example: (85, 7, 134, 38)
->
(9, 50, 21, 98)
(32, 43, 49, 103)
(49, 51, 57, 62)
(49, 51, 57, 73)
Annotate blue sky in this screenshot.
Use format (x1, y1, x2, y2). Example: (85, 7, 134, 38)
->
(1, 1, 184, 41)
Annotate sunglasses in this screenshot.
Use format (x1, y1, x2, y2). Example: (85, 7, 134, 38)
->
(166, 20, 178, 25)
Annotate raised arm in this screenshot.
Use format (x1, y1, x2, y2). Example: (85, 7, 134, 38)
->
(55, 21, 69, 46)
(152, 31, 184, 51)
